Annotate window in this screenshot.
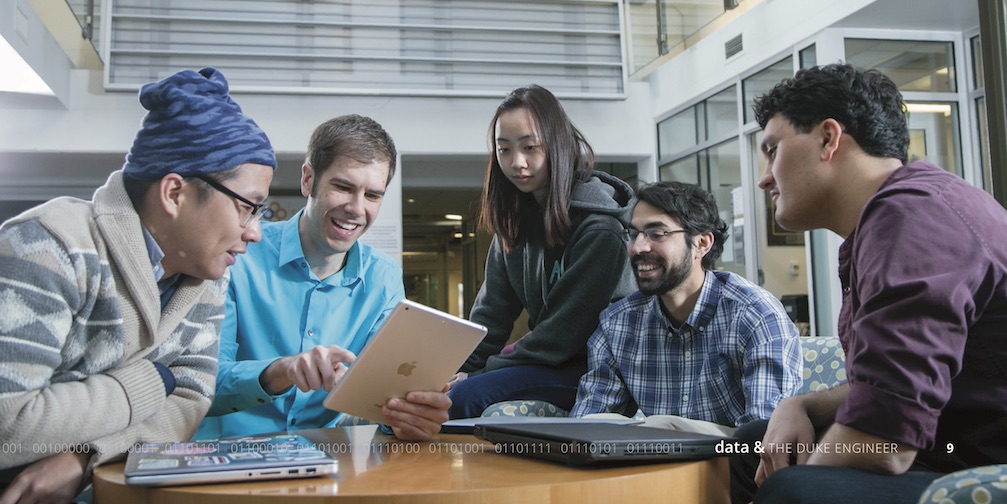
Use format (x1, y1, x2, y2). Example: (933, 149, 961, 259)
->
(656, 86, 741, 274)
(658, 108, 699, 159)
(905, 103, 961, 175)
(972, 36, 985, 90)
(660, 155, 702, 185)
(845, 39, 956, 92)
(977, 96, 991, 189)
(106, 0, 625, 96)
(707, 139, 743, 276)
(706, 86, 740, 140)
(743, 57, 793, 124)
(799, 45, 817, 69)
(970, 34, 992, 190)
(657, 85, 738, 159)
(846, 38, 962, 175)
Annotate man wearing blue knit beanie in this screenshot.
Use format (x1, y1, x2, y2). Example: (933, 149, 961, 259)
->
(0, 67, 275, 503)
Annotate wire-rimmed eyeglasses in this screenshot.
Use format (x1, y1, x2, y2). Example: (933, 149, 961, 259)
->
(190, 174, 264, 227)
(621, 228, 687, 243)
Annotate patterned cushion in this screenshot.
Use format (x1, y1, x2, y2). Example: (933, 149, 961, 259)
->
(799, 336, 847, 393)
(918, 465, 1007, 504)
(480, 400, 569, 418)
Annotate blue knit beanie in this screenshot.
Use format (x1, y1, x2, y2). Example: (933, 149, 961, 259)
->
(122, 67, 276, 180)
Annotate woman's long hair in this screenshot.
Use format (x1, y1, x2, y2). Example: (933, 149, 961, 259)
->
(479, 85, 595, 253)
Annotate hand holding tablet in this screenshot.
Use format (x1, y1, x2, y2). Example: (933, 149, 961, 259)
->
(323, 300, 487, 424)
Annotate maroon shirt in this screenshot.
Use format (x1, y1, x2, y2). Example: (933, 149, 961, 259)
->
(836, 161, 1007, 472)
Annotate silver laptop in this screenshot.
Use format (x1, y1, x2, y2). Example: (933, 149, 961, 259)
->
(323, 299, 487, 423)
(474, 422, 734, 466)
(123, 431, 336, 485)
(123, 434, 338, 486)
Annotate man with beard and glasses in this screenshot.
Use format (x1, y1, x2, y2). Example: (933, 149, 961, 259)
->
(569, 181, 802, 436)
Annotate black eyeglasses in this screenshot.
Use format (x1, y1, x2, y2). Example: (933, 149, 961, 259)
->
(190, 174, 264, 227)
(621, 228, 687, 243)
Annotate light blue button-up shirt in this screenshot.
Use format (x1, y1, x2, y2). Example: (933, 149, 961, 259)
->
(140, 225, 180, 308)
(195, 209, 404, 439)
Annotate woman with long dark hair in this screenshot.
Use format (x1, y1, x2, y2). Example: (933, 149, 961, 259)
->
(447, 85, 635, 418)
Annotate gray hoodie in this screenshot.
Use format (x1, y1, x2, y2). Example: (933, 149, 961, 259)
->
(462, 171, 636, 375)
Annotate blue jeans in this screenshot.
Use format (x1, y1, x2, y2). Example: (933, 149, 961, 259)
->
(730, 420, 941, 504)
(447, 364, 584, 419)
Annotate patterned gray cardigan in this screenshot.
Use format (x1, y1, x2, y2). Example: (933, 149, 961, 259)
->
(0, 171, 224, 480)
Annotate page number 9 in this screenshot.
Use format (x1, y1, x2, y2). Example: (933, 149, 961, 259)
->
(946, 443, 955, 453)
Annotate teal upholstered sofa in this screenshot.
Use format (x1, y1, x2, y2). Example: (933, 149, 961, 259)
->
(479, 336, 1007, 504)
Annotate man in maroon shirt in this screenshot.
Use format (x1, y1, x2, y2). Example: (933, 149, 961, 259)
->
(730, 63, 1007, 504)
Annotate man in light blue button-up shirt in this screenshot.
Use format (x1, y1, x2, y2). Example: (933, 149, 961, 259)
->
(196, 115, 451, 442)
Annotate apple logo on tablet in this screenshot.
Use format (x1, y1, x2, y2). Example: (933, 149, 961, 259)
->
(397, 361, 417, 376)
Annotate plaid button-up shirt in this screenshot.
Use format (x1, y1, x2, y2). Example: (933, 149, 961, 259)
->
(571, 270, 802, 427)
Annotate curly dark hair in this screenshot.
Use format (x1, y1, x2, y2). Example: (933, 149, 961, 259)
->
(753, 63, 909, 164)
(635, 181, 728, 271)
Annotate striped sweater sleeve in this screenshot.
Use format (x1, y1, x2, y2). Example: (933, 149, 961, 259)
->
(86, 298, 222, 467)
(0, 219, 170, 469)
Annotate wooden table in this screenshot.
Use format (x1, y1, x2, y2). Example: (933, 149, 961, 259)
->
(93, 425, 729, 504)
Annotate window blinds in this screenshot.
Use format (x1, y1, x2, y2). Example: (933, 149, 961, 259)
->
(104, 0, 625, 98)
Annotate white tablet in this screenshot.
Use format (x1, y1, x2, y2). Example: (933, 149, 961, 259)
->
(322, 299, 487, 423)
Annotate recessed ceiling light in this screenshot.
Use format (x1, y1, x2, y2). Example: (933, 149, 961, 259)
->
(445, 214, 463, 221)
(905, 103, 952, 115)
